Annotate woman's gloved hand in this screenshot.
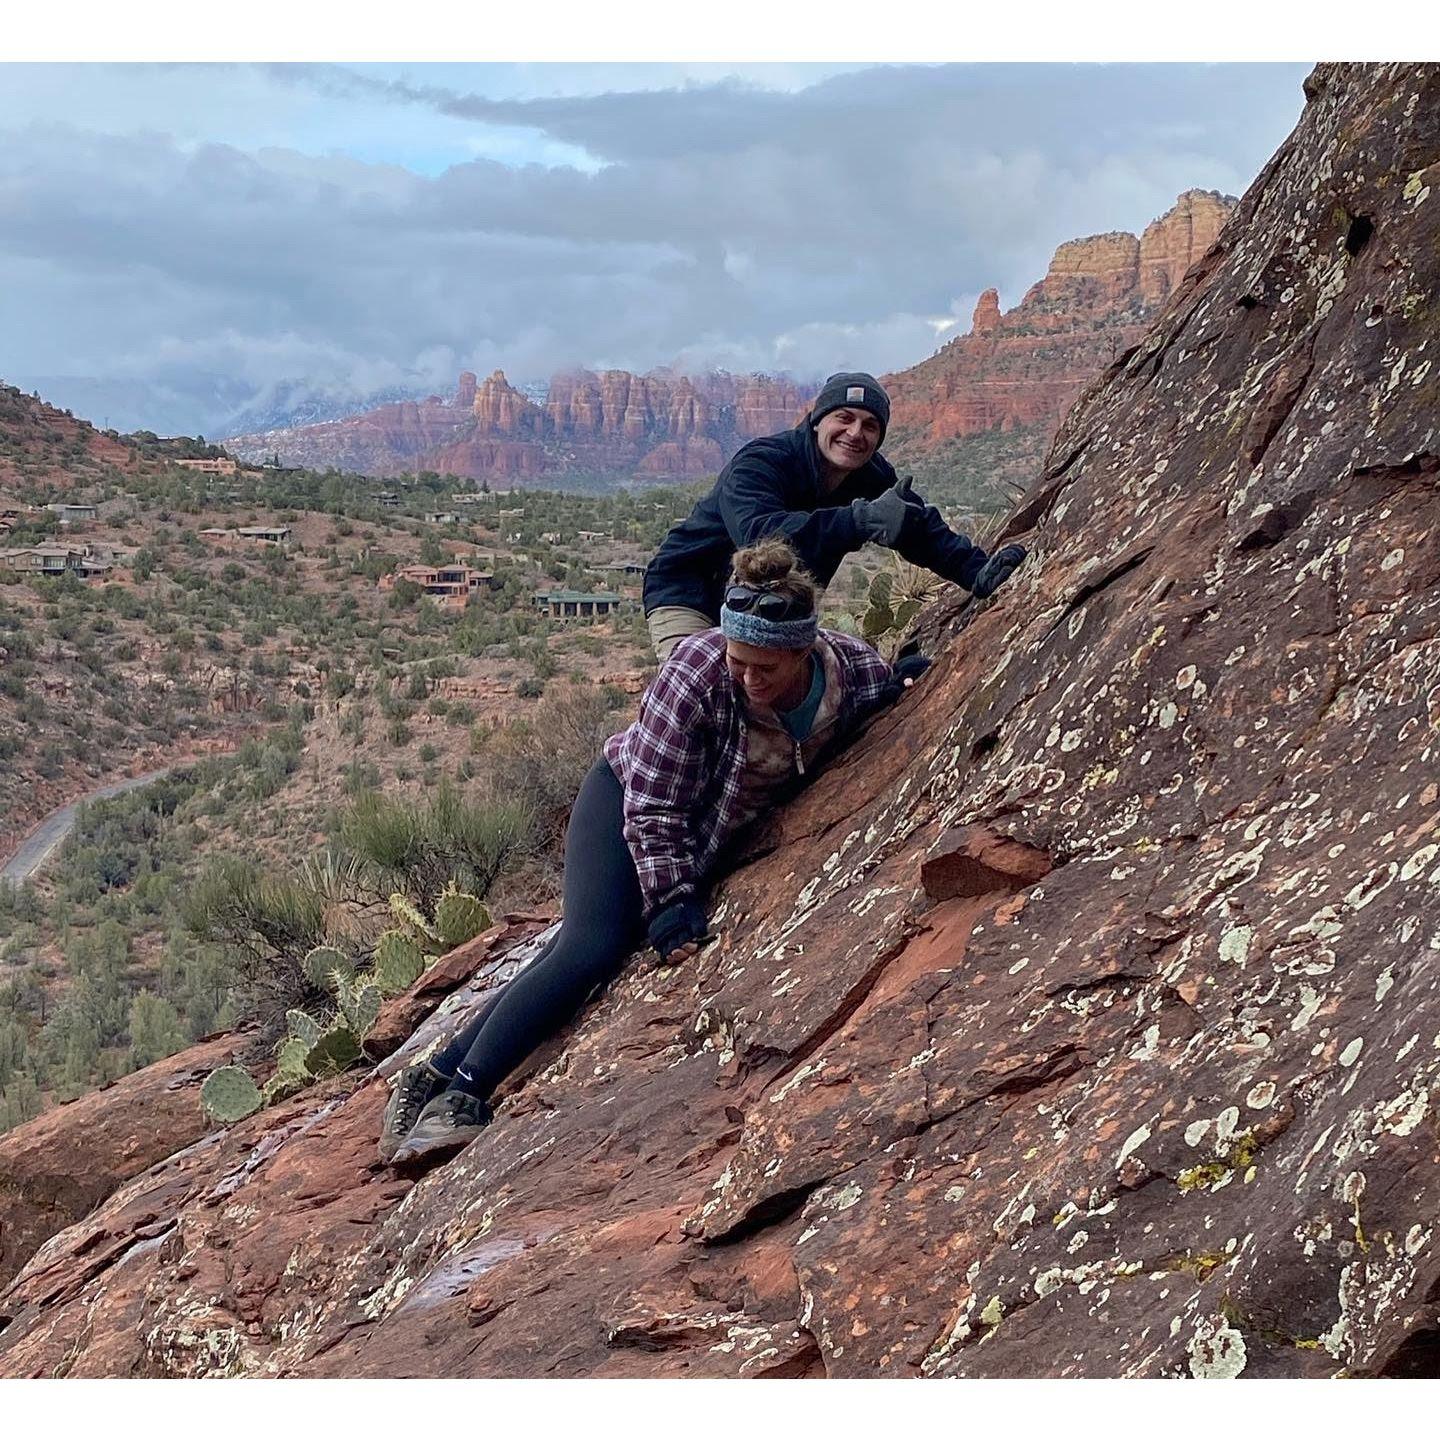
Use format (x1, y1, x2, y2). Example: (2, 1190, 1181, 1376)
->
(646, 897, 711, 963)
(894, 653, 932, 688)
(880, 651, 932, 706)
(971, 543, 1027, 599)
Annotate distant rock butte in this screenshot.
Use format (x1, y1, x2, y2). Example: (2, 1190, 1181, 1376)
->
(228, 369, 812, 483)
(884, 190, 1235, 451)
(4, 65, 1440, 1379)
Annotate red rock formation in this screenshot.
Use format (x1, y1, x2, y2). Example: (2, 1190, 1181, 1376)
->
(425, 437, 548, 479)
(635, 438, 727, 477)
(971, 288, 1002, 334)
(1138, 188, 1232, 304)
(7, 65, 1436, 1380)
(470, 371, 543, 440)
(0, 1033, 248, 1291)
(229, 370, 811, 485)
(885, 189, 1237, 455)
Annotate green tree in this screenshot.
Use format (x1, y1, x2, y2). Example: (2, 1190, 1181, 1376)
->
(0, 1071, 41, 1132)
(0, 1016, 29, 1088)
(127, 990, 187, 1067)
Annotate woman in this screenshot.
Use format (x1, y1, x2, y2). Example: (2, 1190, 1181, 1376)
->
(381, 537, 927, 1167)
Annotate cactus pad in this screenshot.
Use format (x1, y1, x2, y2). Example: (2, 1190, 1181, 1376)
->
(372, 929, 425, 994)
(286, 1008, 326, 1047)
(304, 1024, 363, 1076)
(275, 1036, 312, 1076)
(434, 884, 492, 950)
(337, 979, 383, 1038)
(200, 1065, 263, 1123)
(388, 892, 438, 945)
(303, 945, 354, 992)
(262, 1070, 307, 1105)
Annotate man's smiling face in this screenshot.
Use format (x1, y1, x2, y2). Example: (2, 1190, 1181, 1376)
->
(814, 407, 881, 474)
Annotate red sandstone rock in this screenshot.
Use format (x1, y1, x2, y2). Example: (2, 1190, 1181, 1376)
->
(918, 824, 1052, 901)
(228, 369, 811, 484)
(884, 189, 1237, 458)
(471, 370, 541, 438)
(0, 1033, 249, 1292)
(5, 65, 1440, 1381)
(971, 288, 1002, 335)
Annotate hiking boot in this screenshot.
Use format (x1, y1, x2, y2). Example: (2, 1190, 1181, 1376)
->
(377, 1061, 449, 1164)
(389, 1088, 493, 1168)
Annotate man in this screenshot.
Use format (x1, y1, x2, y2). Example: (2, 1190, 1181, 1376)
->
(643, 372, 1027, 661)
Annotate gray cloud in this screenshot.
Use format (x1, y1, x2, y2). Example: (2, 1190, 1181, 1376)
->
(0, 63, 1310, 434)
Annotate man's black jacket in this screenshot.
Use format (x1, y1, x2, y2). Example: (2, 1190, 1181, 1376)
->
(643, 422, 988, 620)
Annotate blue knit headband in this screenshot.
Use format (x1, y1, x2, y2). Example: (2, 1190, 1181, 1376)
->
(720, 605, 818, 651)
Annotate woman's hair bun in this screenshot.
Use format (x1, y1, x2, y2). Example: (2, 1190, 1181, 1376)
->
(730, 536, 819, 612)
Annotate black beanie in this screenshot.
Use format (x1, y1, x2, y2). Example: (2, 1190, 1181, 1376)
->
(808, 372, 890, 443)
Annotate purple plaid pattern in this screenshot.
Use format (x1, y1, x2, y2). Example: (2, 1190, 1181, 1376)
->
(604, 628, 894, 914)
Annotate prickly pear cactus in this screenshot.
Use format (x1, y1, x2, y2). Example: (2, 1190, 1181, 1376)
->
(434, 883, 492, 950)
(372, 929, 425, 995)
(303, 944, 354, 992)
(861, 570, 895, 642)
(305, 1024, 363, 1077)
(262, 1069, 308, 1105)
(860, 562, 942, 656)
(200, 1065, 263, 1123)
(336, 978, 382, 1038)
(286, 1008, 326, 1047)
(275, 1036, 312, 1076)
(388, 892, 438, 947)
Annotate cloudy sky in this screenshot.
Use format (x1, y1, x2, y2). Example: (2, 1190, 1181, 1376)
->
(0, 61, 1311, 435)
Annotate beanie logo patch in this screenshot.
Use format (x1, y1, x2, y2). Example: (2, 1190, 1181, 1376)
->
(845, 385, 865, 402)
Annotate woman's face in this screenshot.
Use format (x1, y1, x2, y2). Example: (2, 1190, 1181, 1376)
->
(725, 638, 811, 709)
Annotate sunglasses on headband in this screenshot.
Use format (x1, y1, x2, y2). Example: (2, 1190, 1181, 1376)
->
(723, 584, 812, 623)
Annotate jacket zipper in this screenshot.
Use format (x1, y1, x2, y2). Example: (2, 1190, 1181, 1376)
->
(794, 741, 805, 776)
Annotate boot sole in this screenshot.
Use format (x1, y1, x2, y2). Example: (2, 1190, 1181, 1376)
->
(388, 1125, 490, 1170)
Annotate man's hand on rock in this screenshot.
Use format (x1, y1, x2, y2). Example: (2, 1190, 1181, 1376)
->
(971, 543, 1027, 599)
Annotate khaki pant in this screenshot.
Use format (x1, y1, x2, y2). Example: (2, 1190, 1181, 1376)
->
(646, 605, 714, 664)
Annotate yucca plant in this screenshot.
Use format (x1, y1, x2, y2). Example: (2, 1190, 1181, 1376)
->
(860, 559, 944, 658)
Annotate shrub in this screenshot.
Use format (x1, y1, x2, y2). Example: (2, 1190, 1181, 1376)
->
(338, 780, 529, 905)
(486, 680, 622, 859)
(181, 855, 330, 1024)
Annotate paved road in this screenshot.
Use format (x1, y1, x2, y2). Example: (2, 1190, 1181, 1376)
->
(0, 767, 177, 884)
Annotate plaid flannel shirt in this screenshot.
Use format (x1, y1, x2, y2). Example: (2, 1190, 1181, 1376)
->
(603, 628, 895, 915)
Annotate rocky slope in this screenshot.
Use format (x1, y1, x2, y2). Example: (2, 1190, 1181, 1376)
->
(2, 62, 1439, 1379)
(0, 384, 141, 489)
(227, 370, 812, 484)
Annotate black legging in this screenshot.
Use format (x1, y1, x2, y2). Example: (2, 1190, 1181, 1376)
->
(430, 757, 646, 1097)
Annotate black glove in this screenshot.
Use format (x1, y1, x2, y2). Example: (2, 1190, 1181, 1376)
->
(646, 897, 710, 961)
(851, 475, 921, 548)
(971, 543, 1027, 599)
(880, 652, 932, 706)
(894, 653, 932, 688)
